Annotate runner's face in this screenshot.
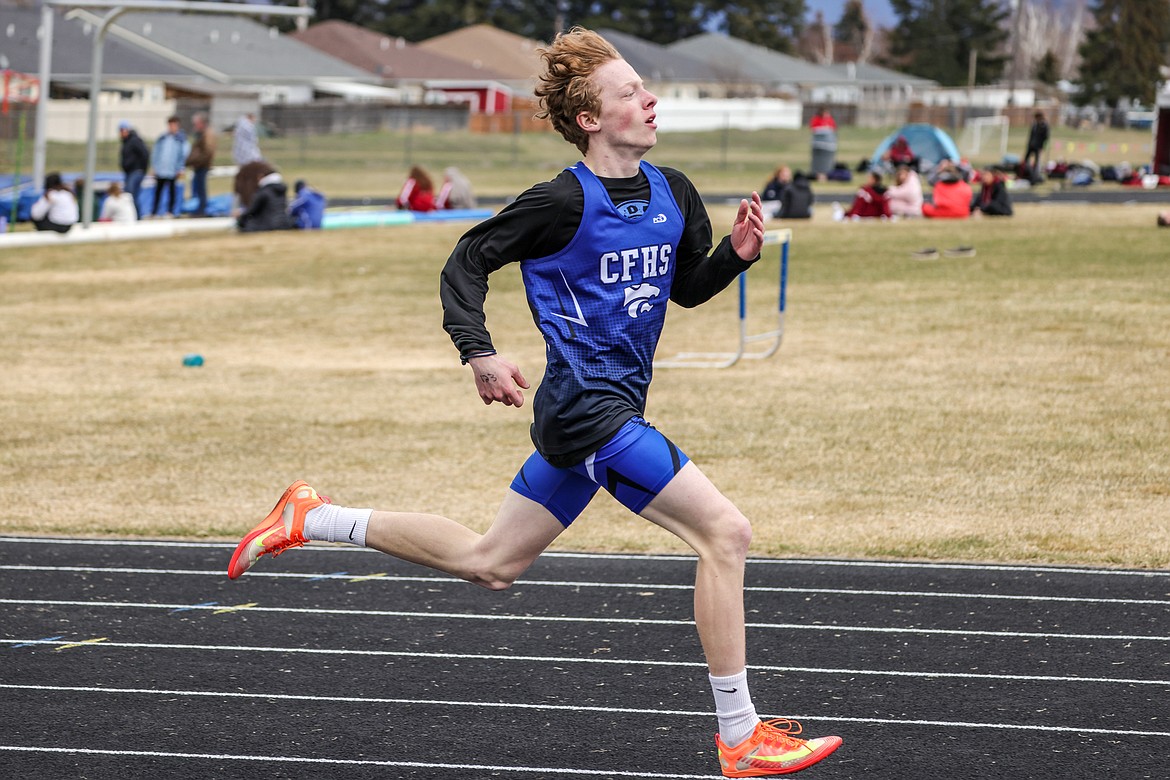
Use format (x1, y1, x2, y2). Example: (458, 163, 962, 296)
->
(584, 58, 658, 155)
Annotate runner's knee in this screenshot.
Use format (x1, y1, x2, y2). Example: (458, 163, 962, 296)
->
(464, 554, 532, 591)
(705, 508, 753, 564)
(729, 511, 754, 557)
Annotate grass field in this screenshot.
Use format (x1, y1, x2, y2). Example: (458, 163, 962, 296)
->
(2, 187, 1168, 567)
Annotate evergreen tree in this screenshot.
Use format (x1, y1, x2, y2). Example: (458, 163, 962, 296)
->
(277, 0, 805, 49)
(574, 0, 709, 45)
(1076, 0, 1170, 107)
(719, 0, 806, 53)
(834, 0, 869, 47)
(1034, 49, 1060, 86)
(884, 0, 1010, 86)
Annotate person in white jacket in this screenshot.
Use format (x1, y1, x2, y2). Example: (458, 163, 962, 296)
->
(99, 182, 138, 223)
(30, 173, 79, 233)
(885, 164, 924, 218)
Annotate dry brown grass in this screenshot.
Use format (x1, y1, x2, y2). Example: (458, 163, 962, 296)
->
(2, 202, 1168, 567)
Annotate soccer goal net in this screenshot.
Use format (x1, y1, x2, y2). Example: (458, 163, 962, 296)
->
(960, 115, 1009, 160)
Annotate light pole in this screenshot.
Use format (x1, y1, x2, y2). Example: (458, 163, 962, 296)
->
(35, 0, 314, 227)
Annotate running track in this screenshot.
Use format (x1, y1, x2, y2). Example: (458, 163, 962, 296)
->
(1, 536, 1167, 779)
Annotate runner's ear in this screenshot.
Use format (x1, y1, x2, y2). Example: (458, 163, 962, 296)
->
(577, 111, 600, 133)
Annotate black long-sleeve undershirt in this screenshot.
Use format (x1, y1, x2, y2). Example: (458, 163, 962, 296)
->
(440, 165, 754, 361)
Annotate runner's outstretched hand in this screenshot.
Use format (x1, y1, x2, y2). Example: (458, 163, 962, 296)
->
(468, 354, 530, 407)
(731, 191, 765, 262)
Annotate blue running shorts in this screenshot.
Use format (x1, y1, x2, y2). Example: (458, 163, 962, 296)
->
(509, 417, 690, 527)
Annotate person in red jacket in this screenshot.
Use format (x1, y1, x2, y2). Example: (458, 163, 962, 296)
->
(397, 165, 437, 212)
(922, 164, 972, 219)
(881, 135, 916, 171)
(843, 171, 891, 219)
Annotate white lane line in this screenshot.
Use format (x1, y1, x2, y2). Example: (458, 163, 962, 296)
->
(4, 564, 1168, 606)
(2, 536, 1166, 578)
(3, 598, 1167, 642)
(1, 688, 1167, 739)
(0, 745, 714, 778)
(3, 644, 1169, 687)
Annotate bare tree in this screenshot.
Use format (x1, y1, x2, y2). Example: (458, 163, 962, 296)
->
(857, 15, 876, 64)
(1010, 0, 1088, 82)
(798, 11, 835, 65)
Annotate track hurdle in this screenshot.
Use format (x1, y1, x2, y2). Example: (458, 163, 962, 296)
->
(656, 227, 790, 369)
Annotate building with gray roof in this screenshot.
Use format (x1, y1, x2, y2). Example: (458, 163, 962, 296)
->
(71, 10, 380, 102)
(669, 32, 936, 124)
(1, 5, 194, 88)
(596, 28, 724, 98)
(669, 33, 839, 96)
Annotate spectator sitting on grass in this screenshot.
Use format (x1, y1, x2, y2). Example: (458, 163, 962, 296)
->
(436, 167, 477, 210)
(775, 170, 814, 219)
(837, 171, 890, 220)
(237, 172, 293, 233)
(970, 169, 1013, 217)
(922, 162, 972, 220)
(30, 172, 79, 233)
(761, 165, 792, 205)
(881, 135, 916, 172)
(99, 182, 138, 223)
(289, 179, 327, 229)
(886, 165, 923, 217)
(397, 165, 438, 212)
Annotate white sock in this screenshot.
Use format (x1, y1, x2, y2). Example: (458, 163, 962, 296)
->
(303, 503, 371, 547)
(710, 669, 760, 747)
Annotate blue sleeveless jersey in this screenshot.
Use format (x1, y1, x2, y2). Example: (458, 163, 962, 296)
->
(521, 161, 685, 463)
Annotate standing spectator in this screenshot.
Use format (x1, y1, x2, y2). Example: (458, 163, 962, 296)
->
(98, 182, 137, 223)
(886, 165, 924, 217)
(232, 112, 262, 166)
(1023, 111, 1049, 180)
(118, 120, 149, 218)
(397, 165, 437, 212)
(289, 179, 327, 229)
(809, 106, 838, 180)
(436, 167, 477, 210)
(185, 112, 216, 217)
(840, 171, 891, 219)
(150, 115, 189, 218)
(922, 164, 972, 219)
(30, 172, 79, 233)
(970, 169, 1013, 216)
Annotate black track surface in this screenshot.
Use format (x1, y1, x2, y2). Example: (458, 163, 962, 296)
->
(2, 537, 1167, 779)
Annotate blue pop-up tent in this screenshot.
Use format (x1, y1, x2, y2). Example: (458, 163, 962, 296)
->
(871, 124, 962, 171)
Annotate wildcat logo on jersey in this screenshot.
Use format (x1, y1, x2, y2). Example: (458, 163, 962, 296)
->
(623, 283, 661, 318)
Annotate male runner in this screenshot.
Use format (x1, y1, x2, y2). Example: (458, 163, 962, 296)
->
(229, 27, 842, 778)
